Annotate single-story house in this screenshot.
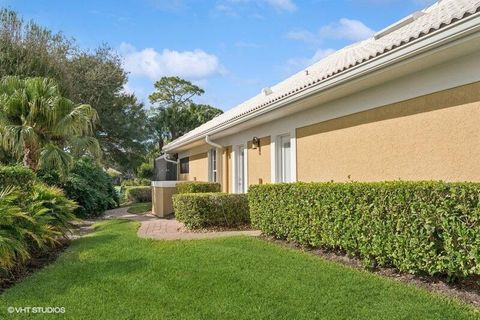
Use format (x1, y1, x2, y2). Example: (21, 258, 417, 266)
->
(163, 0, 480, 193)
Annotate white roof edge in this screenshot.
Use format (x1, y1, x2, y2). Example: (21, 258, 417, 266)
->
(164, 0, 480, 153)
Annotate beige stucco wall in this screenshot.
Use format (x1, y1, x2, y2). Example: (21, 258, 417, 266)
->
(296, 82, 480, 182)
(152, 186, 176, 217)
(179, 152, 208, 182)
(247, 136, 271, 186)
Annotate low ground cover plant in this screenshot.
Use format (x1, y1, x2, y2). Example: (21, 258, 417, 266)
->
(248, 181, 480, 279)
(173, 193, 249, 229)
(176, 181, 221, 194)
(0, 166, 76, 281)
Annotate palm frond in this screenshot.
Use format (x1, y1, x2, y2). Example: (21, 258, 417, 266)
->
(68, 135, 102, 159)
(38, 143, 72, 177)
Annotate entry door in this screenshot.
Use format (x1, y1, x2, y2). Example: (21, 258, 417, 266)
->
(277, 134, 291, 182)
(236, 145, 246, 193)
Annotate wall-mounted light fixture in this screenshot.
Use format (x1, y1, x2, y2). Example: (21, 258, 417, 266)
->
(252, 136, 260, 149)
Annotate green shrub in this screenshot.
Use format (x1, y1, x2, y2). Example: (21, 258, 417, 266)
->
(63, 157, 118, 218)
(248, 181, 480, 279)
(173, 193, 249, 229)
(121, 178, 151, 187)
(0, 165, 36, 189)
(176, 181, 221, 194)
(124, 186, 151, 203)
(136, 161, 154, 180)
(0, 182, 76, 277)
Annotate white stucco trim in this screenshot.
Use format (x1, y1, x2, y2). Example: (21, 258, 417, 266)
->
(244, 141, 249, 192)
(270, 138, 276, 183)
(290, 129, 297, 182)
(231, 147, 237, 192)
(151, 181, 180, 188)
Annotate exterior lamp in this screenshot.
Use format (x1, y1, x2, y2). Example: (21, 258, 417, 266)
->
(252, 137, 260, 149)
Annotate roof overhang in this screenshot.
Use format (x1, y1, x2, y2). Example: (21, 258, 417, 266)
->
(164, 12, 480, 153)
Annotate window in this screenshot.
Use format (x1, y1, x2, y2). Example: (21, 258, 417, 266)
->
(209, 149, 218, 182)
(179, 157, 189, 174)
(276, 134, 291, 183)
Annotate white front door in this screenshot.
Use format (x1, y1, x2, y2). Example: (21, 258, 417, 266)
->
(236, 145, 246, 193)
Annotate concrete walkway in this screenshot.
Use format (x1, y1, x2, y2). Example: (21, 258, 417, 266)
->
(103, 207, 261, 240)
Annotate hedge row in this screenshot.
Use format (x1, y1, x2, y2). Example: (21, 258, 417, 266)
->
(176, 181, 221, 194)
(125, 186, 152, 203)
(173, 193, 249, 229)
(248, 181, 480, 279)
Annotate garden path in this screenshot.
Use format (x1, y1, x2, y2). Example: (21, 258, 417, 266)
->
(103, 207, 261, 240)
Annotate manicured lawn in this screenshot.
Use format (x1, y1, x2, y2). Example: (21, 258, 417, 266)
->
(126, 202, 151, 214)
(0, 220, 477, 320)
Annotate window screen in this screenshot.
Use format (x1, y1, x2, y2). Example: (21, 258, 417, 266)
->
(180, 157, 189, 174)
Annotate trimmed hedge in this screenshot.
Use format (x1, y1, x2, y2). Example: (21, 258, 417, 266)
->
(176, 181, 221, 194)
(125, 186, 152, 203)
(248, 181, 480, 279)
(173, 193, 249, 229)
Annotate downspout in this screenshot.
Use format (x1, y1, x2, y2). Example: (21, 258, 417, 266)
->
(164, 155, 179, 165)
(205, 135, 223, 150)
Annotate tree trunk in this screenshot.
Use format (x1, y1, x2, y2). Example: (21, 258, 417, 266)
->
(23, 144, 38, 171)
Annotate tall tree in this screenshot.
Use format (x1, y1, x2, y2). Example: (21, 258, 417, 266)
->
(67, 47, 149, 171)
(149, 77, 223, 150)
(0, 9, 76, 92)
(0, 9, 149, 171)
(0, 76, 99, 176)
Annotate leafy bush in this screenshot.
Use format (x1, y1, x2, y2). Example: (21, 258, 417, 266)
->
(121, 178, 151, 187)
(248, 181, 480, 279)
(0, 165, 36, 189)
(173, 193, 249, 229)
(136, 161, 154, 180)
(176, 181, 221, 194)
(63, 158, 118, 218)
(124, 186, 151, 203)
(0, 181, 76, 278)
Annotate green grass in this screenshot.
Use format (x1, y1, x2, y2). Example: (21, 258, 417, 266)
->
(0, 220, 478, 320)
(126, 202, 151, 214)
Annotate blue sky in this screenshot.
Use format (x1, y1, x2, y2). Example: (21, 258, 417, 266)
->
(1, 0, 435, 111)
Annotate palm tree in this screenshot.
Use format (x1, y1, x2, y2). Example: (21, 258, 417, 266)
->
(0, 76, 100, 176)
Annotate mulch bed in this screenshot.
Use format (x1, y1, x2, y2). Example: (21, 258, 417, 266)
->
(0, 220, 96, 294)
(0, 240, 69, 294)
(264, 236, 480, 308)
(190, 224, 254, 233)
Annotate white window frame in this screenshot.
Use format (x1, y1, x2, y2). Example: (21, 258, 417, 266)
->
(208, 148, 218, 182)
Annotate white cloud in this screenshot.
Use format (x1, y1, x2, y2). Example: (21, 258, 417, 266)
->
(286, 30, 319, 45)
(319, 18, 375, 42)
(215, 0, 296, 15)
(119, 42, 224, 81)
(264, 0, 296, 12)
(310, 48, 336, 62)
(287, 18, 375, 45)
(286, 48, 336, 74)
